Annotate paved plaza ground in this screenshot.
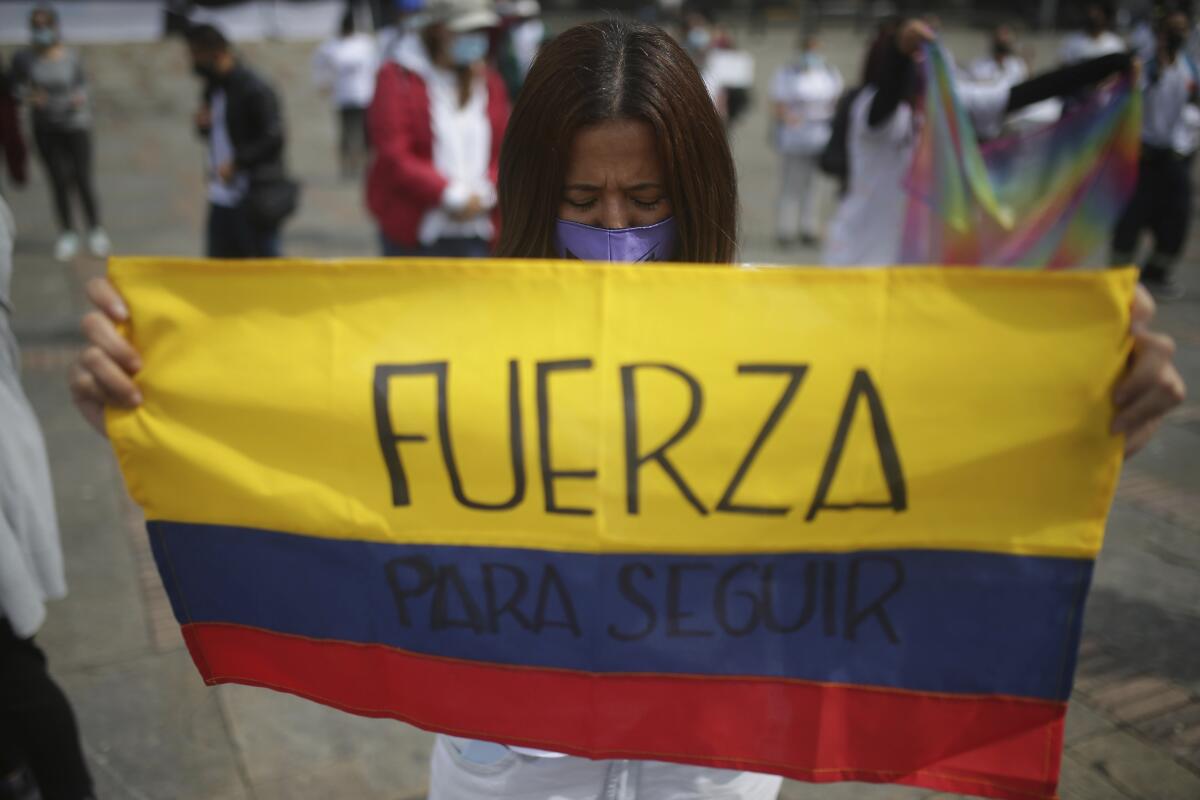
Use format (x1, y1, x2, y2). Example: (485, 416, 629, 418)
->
(2, 16, 1199, 800)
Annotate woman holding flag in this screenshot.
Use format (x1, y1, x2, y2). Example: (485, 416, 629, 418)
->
(69, 17, 1185, 799)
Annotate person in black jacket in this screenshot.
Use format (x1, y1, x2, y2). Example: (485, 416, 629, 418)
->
(186, 24, 291, 258)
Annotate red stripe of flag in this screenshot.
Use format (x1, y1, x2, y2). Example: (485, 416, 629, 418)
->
(184, 622, 1065, 800)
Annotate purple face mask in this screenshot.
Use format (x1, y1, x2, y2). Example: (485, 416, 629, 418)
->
(554, 217, 678, 263)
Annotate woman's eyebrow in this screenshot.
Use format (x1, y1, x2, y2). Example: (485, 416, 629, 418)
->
(625, 182, 663, 191)
(565, 183, 601, 191)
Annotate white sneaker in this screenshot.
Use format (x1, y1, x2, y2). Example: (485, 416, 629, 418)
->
(54, 232, 79, 262)
(88, 228, 111, 258)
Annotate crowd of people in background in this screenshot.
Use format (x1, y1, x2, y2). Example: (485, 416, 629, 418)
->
(768, 0, 1200, 298)
(0, 0, 1196, 297)
(0, 3, 1191, 800)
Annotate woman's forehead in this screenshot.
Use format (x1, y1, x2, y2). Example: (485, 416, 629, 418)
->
(565, 119, 663, 184)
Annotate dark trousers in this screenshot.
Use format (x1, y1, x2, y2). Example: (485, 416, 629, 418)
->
(0, 619, 93, 800)
(379, 232, 491, 258)
(337, 105, 369, 174)
(33, 126, 100, 232)
(206, 202, 281, 259)
(1112, 146, 1192, 262)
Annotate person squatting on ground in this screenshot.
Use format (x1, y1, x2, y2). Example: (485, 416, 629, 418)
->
(187, 24, 291, 259)
(367, 0, 509, 258)
(69, 16, 1188, 798)
(311, 10, 377, 179)
(0, 196, 94, 800)
(1111, 8, 1198, 300)
(10, 5, 109, 262)
(770, 32, 843, 247)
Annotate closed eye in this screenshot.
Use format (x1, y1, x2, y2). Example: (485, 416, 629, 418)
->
(565, 198, 598, 210)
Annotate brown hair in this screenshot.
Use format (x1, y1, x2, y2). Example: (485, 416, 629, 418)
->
(496, 18, 738, 262)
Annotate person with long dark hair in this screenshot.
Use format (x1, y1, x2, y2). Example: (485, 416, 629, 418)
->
(68, 17, 1185, 800)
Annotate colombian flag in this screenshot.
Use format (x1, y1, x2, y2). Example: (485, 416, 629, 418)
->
(107, 258, 1136, 800)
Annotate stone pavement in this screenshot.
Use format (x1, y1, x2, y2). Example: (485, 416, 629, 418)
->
(3, 18, 1199, 800)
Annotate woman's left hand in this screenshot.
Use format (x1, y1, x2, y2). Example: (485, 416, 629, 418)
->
(1112, 284, 1187, 457)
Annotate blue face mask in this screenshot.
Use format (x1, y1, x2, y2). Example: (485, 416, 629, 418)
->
(450, 32, 489, 67)
(31, 27, 58, 48)
(554, 217, 678, 263)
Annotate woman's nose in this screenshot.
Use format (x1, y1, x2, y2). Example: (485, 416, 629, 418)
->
(598, 198, 628, 230)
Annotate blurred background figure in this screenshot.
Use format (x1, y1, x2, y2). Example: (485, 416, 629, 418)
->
(1060, 2, 1126, 63)
(682, 10, 755, 131)
(0, 194, 94, 800)
(379, 0, 429, 66)
(188, 23, 295, 258)
(367, 0, 509, 257)
(1112, 8, 1199, 300)
(770, 32, 842, 247)
(968, 24, 1061, 137)
(10, 4, 108, 262)
(0, 59, 28, 197)
(311, 10, 378, 179)
(496, 0, 544, 101)
(682, 10, 726, 119)
(969, 24, 1029, 85)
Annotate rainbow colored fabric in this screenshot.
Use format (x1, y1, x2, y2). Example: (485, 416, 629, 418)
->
(901, 43, 1142, 268)
(108, 258, 1136, 800)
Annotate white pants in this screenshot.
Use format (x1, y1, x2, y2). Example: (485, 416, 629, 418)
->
(429, 735, 785, 800)
(776, 153, 828, 241)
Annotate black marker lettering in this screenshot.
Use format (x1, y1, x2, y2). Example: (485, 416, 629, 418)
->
(384, 555, 435, 627)
(761, 561, 818, 633)
(621, 363, 708, 515)
(536, 359, 596, 516)
(608, 563, 657, 641)
(666, 563, 715, 637)
(806, 369, 908, 522)
(482, 563, 532, 633)
(714, 562, 761, 636)
(845, 556, 904, 644)
(431, 565, 486, 633)
(716, 364, 808, 516)
(533, 565, 582, 637)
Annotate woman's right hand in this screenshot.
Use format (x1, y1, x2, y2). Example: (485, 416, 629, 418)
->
(69, 278, 143, 437)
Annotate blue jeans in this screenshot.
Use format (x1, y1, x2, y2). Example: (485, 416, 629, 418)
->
(380, 232, 490, 258)
(207, 203, 281, 259)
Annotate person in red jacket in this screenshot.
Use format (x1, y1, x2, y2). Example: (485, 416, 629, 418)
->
(367, 0, 510, 257)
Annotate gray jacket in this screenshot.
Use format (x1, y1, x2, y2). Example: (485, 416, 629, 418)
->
(0, 195, 65, 638)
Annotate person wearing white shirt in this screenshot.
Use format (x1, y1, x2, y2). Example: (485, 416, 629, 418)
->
(312, 11, 378, 178)
(770, 34, 842, 246)
(1112, 10, 1198, 300)
(968, 25, 1028, 86)
(823, 20, 1134, 267)
(1060, 2, 1126, 64)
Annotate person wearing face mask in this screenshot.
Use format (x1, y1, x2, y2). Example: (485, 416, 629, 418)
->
(770, 33, 843, 248)
(968, 24, 1029, 86)
(824, 20, 1137, 267)
(10, 5, 109, 262)
(1112, 9, 1199, 300)
(66, 18, 1188, 800)
(1060, 2, 1127, 64)
(186, 23, 295, 259)
(366, 0, 509, 258)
